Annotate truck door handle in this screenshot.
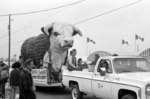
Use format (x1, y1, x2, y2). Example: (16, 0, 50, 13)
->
(98, 83, 103, 88)
(114, 77, 120, 80)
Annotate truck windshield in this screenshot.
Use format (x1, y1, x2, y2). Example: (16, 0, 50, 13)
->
(113, 58, 150, 73)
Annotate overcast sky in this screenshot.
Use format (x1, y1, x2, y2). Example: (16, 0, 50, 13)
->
(0, 0, 149, 59)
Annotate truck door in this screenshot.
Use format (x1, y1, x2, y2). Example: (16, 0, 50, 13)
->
(92, 59, 113, 99)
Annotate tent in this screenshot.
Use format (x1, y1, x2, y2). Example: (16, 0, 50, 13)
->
(87, 51, 112, 61)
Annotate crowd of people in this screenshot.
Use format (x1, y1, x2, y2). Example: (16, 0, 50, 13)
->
(0, 56, 36, 99)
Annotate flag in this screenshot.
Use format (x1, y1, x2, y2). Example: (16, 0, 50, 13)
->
(86, 37, 96, 44)
(135, 34, 144, 42)
(122, 39, 128, 45)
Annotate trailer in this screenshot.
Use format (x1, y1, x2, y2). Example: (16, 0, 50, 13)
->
(31, 68, 63, 88)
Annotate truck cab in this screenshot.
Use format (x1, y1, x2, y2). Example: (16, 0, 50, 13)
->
(63, 56, 150, 99)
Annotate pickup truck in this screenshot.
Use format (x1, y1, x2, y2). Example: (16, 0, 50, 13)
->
(62, 56, 150, 99)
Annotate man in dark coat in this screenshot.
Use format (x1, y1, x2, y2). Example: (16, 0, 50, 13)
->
(9, 61, 21, 99)
(19, 59, 36, 99)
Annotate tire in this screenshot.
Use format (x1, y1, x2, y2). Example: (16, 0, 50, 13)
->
(121, 94, 136, 99)
(71, 85, 83, 99)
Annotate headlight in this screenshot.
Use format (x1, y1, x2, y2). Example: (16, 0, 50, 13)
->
(146, 84, 150, 95)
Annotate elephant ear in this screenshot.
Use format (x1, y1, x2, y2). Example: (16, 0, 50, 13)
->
(73, 26, 82, 36)
(41, 23, 54, 36)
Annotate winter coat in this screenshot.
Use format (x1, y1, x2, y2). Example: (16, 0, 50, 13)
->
(19, 68, 36, 99)
(9, 68, 20, 86)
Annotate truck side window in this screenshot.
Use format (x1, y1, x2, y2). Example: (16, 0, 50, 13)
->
(97, 59, 112, 73)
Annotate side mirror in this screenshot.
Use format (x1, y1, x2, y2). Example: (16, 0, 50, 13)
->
(100, 67, 106, 76)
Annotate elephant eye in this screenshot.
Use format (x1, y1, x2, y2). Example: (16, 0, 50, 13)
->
(53, 32, 60, 36)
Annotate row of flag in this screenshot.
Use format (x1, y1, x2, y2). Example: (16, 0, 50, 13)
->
(85, 34, 144, 45)
(122, 34, 144, 45)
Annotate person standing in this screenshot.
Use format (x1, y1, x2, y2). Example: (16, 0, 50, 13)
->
(9, 62, 21, 99)
(88, 54, 100, 72)
(19, 59, 36, 99)
(90, 54, 100, 65)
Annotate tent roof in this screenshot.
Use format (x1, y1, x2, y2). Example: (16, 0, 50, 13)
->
(87, 51, 112, 61)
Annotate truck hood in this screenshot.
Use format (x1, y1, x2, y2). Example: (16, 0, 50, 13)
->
(117, 72, 150, 82)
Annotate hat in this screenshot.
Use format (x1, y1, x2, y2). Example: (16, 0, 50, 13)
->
(12, 61, 21, 68)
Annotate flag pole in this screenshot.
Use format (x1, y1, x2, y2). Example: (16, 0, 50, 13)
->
(8, 14, 11, 67)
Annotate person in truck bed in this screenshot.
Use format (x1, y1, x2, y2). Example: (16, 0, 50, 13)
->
(77, 58, 88, 70)
(67, 49, 78, 71)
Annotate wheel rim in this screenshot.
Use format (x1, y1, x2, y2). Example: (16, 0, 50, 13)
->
(72, 88, 78, 99)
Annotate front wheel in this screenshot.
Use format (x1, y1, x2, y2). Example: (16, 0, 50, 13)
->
(121, 94, 136, 99)
(71, 85, 82, 99)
